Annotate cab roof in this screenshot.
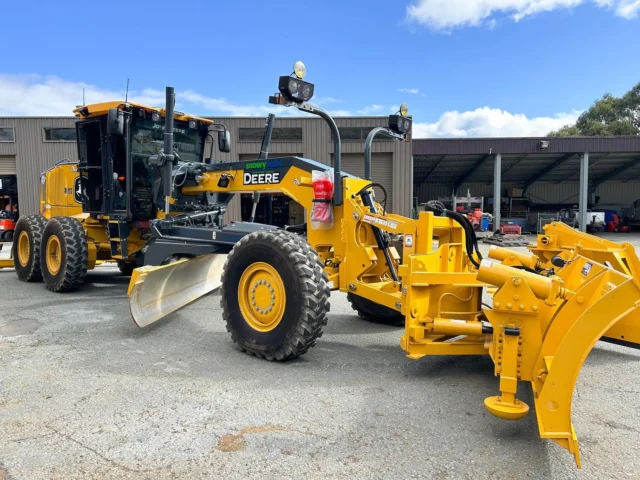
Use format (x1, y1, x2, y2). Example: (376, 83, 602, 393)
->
(72, 101, 214, 124)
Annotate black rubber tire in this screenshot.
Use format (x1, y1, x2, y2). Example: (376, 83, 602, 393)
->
(221, 229, 330, 361)
(3, 230, 14, 242)
(347, 292, 405, 327)
(41, 217, 88, 292)
(117, 260, 136, 276)
(12, 215, 47, 282)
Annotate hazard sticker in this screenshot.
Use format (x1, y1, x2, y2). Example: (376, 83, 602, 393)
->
(581, 262, 593, 276)
(404, 234, 413, 247)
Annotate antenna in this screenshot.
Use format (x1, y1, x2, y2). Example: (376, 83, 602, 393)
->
(125, 78, 130, 103)
(82, 88, 85, 106)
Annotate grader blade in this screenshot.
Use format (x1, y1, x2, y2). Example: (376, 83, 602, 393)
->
(0, 244, 13, 269)
(128, 254, 227, 328)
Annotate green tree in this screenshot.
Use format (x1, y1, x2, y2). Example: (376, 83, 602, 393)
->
(548, 82, 640, 136)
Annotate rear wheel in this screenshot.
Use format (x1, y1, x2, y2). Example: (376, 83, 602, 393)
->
(347, 293, 405, 327)
(3, 230, 14, 242)
(221, 229, 330, 361)
(41, 217, 88, 292)
(12, 215, 47, 282)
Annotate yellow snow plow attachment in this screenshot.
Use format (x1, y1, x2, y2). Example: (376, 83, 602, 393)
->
(477, 255, 640, 468)
(128, 254, 227, 328)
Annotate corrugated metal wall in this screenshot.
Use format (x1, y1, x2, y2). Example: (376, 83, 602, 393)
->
(1, 116, 413, 220)
(0, 117, 78, 214)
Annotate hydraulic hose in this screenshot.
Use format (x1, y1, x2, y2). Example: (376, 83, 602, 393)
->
(425, 200, 483, 268)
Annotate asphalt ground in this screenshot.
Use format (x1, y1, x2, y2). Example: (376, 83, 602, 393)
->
(1, 234, 640, 479)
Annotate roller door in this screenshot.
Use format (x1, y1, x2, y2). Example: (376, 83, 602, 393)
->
(339, 153, 394, 213)
(0, 156, 16, 175)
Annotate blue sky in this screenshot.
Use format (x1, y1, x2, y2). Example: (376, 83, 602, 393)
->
(1, 0, 639, 137)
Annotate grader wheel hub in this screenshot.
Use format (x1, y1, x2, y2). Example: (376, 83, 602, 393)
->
(17, 231, 30, 267)
(484, 395, 530, 420)
(238, 262, 286, 332)
(45, 235, 62, 275)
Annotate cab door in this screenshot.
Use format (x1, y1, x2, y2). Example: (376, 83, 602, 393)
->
(76, 120, 106, 214)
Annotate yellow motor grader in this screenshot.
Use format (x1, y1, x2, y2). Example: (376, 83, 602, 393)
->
(5, 96, 239, 289)
(124, 63, 640, 468)
(5, 61, 639, 467)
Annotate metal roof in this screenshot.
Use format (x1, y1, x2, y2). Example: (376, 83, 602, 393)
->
(412, 137, 640, 187)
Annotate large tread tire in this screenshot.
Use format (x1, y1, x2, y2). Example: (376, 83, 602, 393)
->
(41, 217, 88, 292)
(12, 215, 47, 282)
(347, 292, 405, 327)
(117, 260, 136, 276)
(221, 229, 330, 361)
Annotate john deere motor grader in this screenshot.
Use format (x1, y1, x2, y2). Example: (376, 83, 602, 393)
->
(122, 63, 640, 467)
(8, 95, 246, 290)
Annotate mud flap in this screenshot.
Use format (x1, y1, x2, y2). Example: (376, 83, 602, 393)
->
(128, 254, 227, 328)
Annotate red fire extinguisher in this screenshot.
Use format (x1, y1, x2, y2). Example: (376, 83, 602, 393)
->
(310, 169, 334, 228)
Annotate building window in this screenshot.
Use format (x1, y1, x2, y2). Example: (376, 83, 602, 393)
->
(238, 127, 303, 142)
(334, 127, 392, 142)
(44, 127, 77, 142)
(0, 126, 15, 142)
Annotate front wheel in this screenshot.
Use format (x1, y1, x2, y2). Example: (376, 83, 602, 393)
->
(221, 229, 330, 361)
(41, 217, 88, 292)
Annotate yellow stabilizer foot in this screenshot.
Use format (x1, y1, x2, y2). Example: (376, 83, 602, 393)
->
(484, 395, 530, 420)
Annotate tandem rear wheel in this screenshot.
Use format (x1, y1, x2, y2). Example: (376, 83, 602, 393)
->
(12, 215, 47, 282)
(221, 229, 330, 361)
(40, 217, 88, 292)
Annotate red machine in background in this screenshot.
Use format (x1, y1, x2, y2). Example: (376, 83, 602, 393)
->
(607, 214, 630, 233)
(0, 196, 18, 241)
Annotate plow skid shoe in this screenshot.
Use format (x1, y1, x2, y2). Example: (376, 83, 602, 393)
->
(128, 254, 227, 328)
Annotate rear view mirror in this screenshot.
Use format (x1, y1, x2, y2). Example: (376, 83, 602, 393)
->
(107, 108, 124, 136)
(218, 130, 231, 153)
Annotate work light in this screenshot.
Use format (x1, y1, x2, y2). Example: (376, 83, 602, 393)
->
(151, 110, 161, 122)
(188, 119, 198, 129)
(278, 76, 315, 103)
(388, 104, 412, 136)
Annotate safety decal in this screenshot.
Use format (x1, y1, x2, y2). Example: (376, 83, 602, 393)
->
(362, 214, 398, 230)
(581, 262, 593, 276)
(404, 234, 413, 247)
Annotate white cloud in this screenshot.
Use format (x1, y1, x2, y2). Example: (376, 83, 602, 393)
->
(327, 109, 353, 116)
(399, 88, 420, 94)
(412, 106, 581, 138)
(356, 104, 384, 115)
(0, 74, 291, 117)
(406, 0, 640, 31)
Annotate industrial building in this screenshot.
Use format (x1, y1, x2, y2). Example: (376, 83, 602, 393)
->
(0, 116, 412, 224)
(1, 114, 639, 233)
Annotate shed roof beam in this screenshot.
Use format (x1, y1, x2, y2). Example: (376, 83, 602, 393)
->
(590, 156, 640, 188)
(415, 155, 446, 186)
(501, 153, 528, 177)
(453, 154, 491, 191)
(521, 153, 576, 190)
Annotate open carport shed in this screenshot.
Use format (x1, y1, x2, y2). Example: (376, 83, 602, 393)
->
(412, 136, 640, 231)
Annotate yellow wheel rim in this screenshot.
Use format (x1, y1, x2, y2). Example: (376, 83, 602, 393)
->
(46, 235, 62, 275)
(17, 231, 30, 267)
(238, 262, 286, 332)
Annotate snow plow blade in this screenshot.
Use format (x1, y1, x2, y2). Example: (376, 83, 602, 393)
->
(0, 243, 13, 269)
(128, 254, 227, 328)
